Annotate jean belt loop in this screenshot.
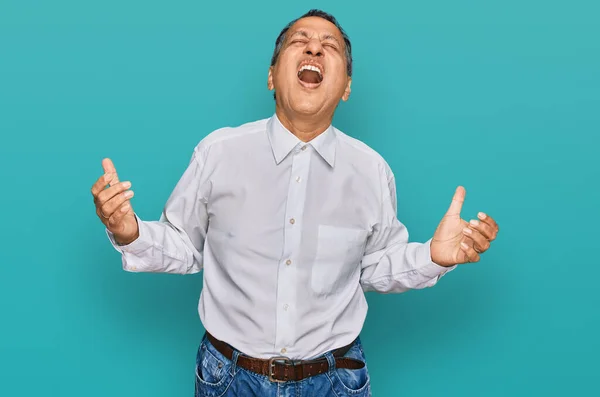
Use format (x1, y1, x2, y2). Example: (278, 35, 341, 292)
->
(324, 350, 336, 374)
(231, 350, 240, 376)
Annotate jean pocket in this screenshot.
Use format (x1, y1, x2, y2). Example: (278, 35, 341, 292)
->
(195, 338, 234, 397)
(330, 342, 371, 396)
(311, 225, 368, 296)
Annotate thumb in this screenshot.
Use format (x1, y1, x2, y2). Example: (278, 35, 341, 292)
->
(446, 186, 466, 216)
(102, 158, 120, 186)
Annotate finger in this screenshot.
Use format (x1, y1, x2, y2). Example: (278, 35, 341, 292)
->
(91, 173, 114, 199)
(106, 200, 133, 226)
(445, 186, 466, 217)
(102, 158, 120, 186)
(100, 189, 134, 219)
(477, 212, 499, 236)
(462, 227, 490, 253)
(460, 241, 480, 263)
(468, 218, 496, 241)
(96, 181, 132, 206)
(460, 235, 478, 253)
(102, 157, 116, 174)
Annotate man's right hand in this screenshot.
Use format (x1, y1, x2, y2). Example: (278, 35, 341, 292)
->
(91, 158, 139, 245)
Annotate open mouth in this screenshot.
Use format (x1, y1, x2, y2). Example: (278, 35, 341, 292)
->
(297, 62, 323, 88)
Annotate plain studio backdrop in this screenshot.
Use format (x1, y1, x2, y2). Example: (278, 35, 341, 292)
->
(1, 0, 598, 396)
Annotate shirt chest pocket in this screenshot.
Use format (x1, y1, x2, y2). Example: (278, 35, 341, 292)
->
(311, 225, 369, 296)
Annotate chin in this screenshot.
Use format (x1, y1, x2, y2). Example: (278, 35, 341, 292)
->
(292, 102, 321, 115)
(288, 93, 326, 115)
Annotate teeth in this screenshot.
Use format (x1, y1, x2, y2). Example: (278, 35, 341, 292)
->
(298, 64, 323, 79)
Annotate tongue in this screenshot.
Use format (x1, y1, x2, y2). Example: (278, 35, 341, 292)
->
(299, 70, 321, 84)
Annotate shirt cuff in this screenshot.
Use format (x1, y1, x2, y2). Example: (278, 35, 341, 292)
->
(416, 238, 458, 278)
(105, 213, 153, 255)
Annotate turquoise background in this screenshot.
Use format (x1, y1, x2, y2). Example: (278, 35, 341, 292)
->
(1, 0, 598, 395)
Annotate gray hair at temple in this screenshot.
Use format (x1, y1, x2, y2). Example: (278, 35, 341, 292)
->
(270, 9, 353, 99)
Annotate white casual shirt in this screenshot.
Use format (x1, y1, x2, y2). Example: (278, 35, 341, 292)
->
(106, 113, 457, 359)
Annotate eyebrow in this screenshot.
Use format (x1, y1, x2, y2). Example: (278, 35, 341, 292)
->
(321, 33, 341, 46)
(289, 30, 342, 46)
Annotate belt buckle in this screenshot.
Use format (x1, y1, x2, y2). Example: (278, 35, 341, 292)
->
(268, 356, 293, 383)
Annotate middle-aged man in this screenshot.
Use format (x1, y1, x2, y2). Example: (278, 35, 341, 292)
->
(91, 9, 499, 397)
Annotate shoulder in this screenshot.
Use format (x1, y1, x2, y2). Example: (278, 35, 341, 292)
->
(193, 118, 269, 157)
(334, 126, 395, 182)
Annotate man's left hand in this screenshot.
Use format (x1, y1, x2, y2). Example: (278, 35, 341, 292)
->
(430, 186, 499, 267)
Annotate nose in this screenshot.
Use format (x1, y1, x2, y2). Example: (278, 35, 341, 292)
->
(304, 39, 324, 58)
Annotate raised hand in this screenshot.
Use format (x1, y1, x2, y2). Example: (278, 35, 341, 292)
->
(91, 158, 139, 245)
(430, 186, 499, 267)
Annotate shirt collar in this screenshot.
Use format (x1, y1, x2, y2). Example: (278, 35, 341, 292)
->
(309, 122, 337, 167)
(266, 113, 337, 167)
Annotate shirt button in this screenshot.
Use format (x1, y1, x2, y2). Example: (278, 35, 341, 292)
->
(284, 304, 289, 311)
(281, 348, 287, 354)
(301, 145, 307, 151)
(295, 176, 301, 183)
(289, 218, 295, 224)
(285, 259, 292, 266)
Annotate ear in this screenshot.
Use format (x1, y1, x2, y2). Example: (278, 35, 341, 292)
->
(267, 66, 274, 91)
(342, 77, 352, 101)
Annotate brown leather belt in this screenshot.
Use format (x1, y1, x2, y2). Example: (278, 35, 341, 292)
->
(205, 332, 364, 382)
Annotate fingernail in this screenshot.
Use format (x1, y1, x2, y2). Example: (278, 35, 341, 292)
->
(470, 219, 479, 226)
(124, 190, 133, 198)
(463, 227, 472, 234)
(478, 212, 487, 219)
(461, 242, 468, 249)
(123, 181, 131, 188)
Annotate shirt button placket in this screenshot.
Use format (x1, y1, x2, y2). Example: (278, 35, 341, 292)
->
(274, 143, 310, 356)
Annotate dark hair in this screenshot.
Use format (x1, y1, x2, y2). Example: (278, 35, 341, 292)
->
(270, 9, 353, 99)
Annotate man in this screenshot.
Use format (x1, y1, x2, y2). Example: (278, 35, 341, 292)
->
(91, 9, 499, 397)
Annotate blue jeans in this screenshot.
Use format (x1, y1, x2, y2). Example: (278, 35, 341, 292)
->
(194, 333, 372, 397)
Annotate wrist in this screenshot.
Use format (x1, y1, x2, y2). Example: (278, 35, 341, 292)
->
(114, 230, 139, 246)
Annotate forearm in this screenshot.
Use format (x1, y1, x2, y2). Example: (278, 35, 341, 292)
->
(360, 238, 456, 293)
(106, 213, 203, 275)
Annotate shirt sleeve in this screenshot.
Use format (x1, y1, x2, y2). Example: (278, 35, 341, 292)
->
(359, 170, 457, 293)
(105, 146, 209, 275)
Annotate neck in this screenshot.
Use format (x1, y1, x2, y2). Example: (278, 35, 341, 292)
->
(275, 106, 332, 142)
